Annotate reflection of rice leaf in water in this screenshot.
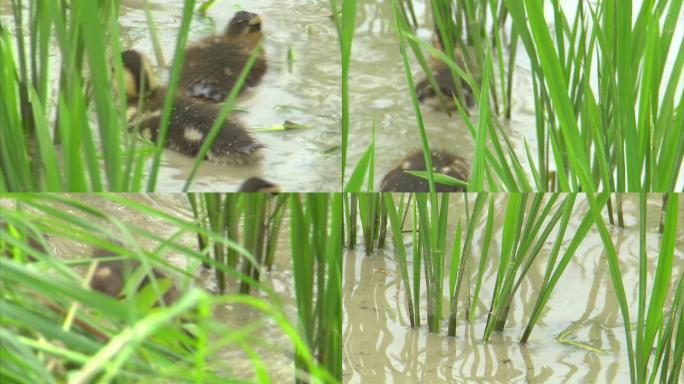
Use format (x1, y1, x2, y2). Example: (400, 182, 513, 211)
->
(287, 47, 296, 72)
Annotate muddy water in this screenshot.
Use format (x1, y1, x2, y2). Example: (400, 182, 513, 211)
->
(345, 1, 684, 190)
(343, 194, 684, 383)
(3, 194, 298, 381)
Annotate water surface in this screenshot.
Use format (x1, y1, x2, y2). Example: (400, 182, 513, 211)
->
(343, 194, 684, 383)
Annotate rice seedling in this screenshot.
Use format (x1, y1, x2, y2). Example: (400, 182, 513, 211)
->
(188, 193, 288, 294)
(382, 193, 416, 327)
(1, 1, 262, 192)
(583, 193, 682, 383)
(1, 193, 341, 382)
(289, 193, 342, 382)
(331, 0, 358, 189)
(340, 0, 684, 192)
(446, 192, 487, 335)
(375, 191, 681, 384)
(344, 193, 384, 255)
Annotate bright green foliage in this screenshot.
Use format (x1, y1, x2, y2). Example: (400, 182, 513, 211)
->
(376, 192, 681, 384)
(343, 0, 683, 191)
(0, 193, 340, 383)
(0, 1, 267, 192)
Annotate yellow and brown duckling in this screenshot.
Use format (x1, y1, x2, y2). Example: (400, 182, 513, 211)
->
(238, 177, 280, 192)
(89, 245, 180, 306)
(122, 50, 263, 165)
(381, 150, 469, 192)
(180, 11, 267, 102)
(415, 33, 478, 109)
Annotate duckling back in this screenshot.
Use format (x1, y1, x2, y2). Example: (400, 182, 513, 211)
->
(129, 88, 263, 165)
(238, 177, 280, 192)
(180, 40, 267, 102)
(415, 46, 478, 109)
(121, 49, 262, 164)
(381, 150, 469, 192)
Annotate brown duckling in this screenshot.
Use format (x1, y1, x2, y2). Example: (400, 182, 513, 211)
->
(122, 50, 263, 165)
(381, 150, 469, 192)
(415, 33, 478, 109)
(180, 11, 267, 102)
(237, 177, 280, 192)
(89, 245, 181, 306)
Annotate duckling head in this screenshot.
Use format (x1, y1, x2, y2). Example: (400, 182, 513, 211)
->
(238, 177, 280, 192)
(224, 11, 263, 47)
(121, 50, 158, 99)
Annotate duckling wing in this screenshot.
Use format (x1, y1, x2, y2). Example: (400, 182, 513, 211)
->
(180, 41, 267, 102)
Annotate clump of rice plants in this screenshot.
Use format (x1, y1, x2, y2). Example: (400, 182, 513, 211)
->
(344, 193, 386, 254)
(289, 193, 342, 382)
(0, 193, 340, 383)
(584, 193, 682, 383)
(338, 0, 684, 192)
(375, 192, 682, 383)
(188, 192, 288, 293)
(187, 191, 343, 381)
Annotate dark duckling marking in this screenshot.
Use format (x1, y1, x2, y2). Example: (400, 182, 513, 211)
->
(122, 50, 263, 165)
(90, 246, 181, 306)
(380, 150, 469, 192)
(237, 177, 280, 192)
(180, 11, 268, 102)
(415, 32, 478, 109)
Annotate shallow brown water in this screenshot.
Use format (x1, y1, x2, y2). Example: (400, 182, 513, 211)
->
(343, 194, 684, 383)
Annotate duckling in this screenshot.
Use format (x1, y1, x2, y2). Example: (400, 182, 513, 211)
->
(415, 32, 478, 109)
(90, 245, 180, 306)
(238, 177, 280, 192)
(121, 50, 263, 165)
(180, 11, 267, 102)
(380, 150, 469, 192)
